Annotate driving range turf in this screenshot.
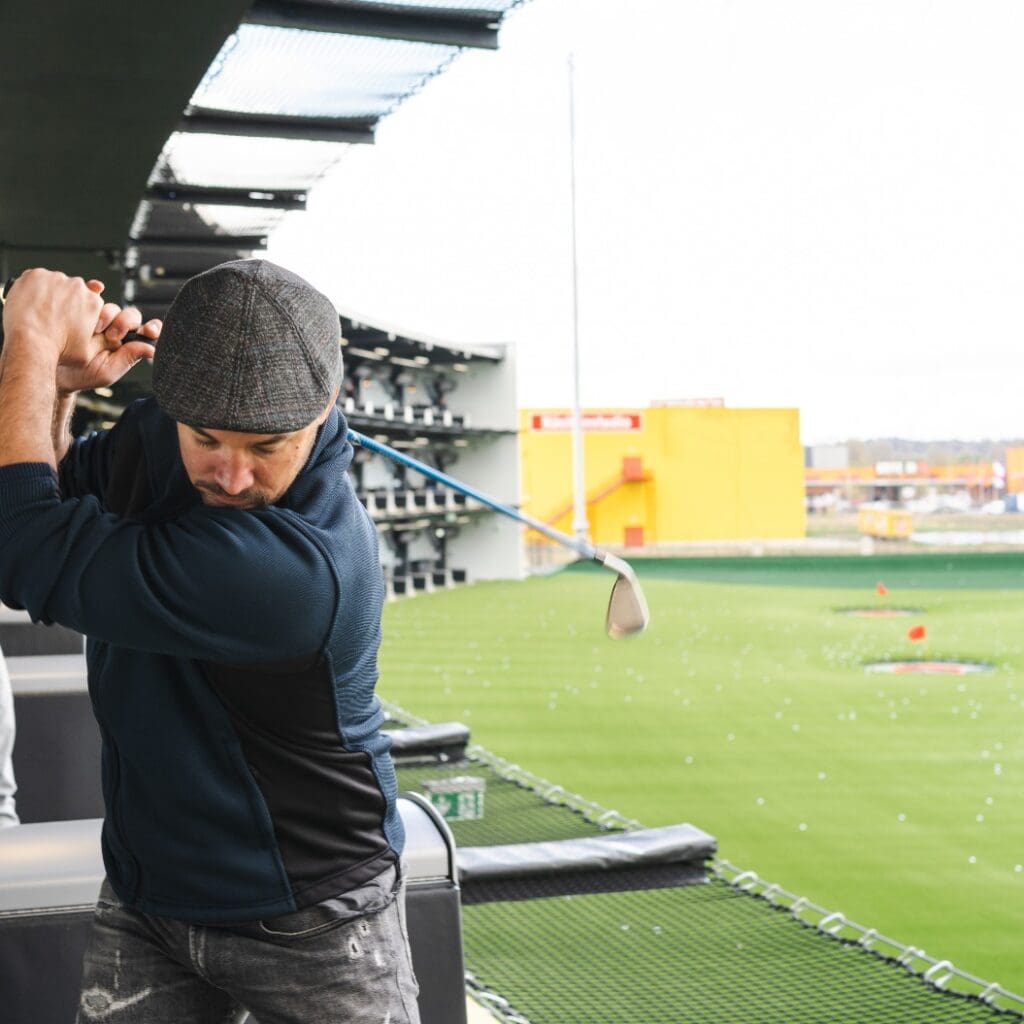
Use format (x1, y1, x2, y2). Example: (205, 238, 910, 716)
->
(378, 552, 1024, 995)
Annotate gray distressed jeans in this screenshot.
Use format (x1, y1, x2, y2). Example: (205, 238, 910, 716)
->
(76, 866, 420, 1024)
(0, 643, 18, 827)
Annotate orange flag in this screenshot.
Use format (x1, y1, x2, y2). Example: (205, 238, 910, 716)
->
(907, 624, 926, 642)
(876, 582, 888, 597)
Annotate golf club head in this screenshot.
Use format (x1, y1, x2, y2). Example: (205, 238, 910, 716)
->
(600, 553, 650, 638)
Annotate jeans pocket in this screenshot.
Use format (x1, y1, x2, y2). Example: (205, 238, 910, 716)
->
(257, 910, 357, 941)
(257, 865, 399, 942)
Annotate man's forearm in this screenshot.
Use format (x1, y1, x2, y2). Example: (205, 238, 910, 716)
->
(52, 390, 76, 466)
(0, 332, 61, 470)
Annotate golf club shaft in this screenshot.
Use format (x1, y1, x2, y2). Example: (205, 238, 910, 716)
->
(347, 428, 602, 563)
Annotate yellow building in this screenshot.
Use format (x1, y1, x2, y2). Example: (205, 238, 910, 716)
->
(520, 405, 806, 546)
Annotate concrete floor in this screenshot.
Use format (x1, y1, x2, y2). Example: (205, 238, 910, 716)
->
(466, 995, 498, 1022)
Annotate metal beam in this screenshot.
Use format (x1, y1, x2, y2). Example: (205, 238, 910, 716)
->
(120, 274, 180, 302)
(128, 234, 268, 251)
(246, 0, 500, 50)
(123, 277, 185, 304)
(145, 184, 306, 210)
(131, 273, 194, 290)
(180, 107, 376, 145)
(133, 302, 171, 320)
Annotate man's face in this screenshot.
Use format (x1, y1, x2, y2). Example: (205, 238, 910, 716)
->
(176, 404, 332, 510)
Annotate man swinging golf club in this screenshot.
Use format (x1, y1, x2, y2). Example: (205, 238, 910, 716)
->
(0, 261, 419, 1023)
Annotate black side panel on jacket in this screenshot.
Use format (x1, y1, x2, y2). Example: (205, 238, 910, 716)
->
(204, 656, 395, 905)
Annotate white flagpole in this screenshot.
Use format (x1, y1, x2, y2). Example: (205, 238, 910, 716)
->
(568, 52, 589, 544)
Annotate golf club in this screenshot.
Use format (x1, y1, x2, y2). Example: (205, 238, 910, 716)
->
(2, 278, 648, 636)
(348, 428, 650, 638)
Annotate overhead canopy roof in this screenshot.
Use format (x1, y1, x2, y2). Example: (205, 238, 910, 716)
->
(0, 0, 251, 286)
(0, 0, 524, 304)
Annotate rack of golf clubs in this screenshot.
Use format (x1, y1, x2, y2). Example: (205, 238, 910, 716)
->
(338, 312, 522, 598)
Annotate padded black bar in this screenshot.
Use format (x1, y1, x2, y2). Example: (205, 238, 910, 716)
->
(246, 0, 501, 50)
(129, 234, 269, 250)
(181, 107, 376, 144)
(457, 823, 717, 882)
(460, 861, 710, 905)
(388, 721, 470, 761)
(146, 184, 307, 210)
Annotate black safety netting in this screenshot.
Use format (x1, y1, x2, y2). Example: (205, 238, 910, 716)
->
(383, 709, 1023, 1022)
(463, 880, 1020, 1024)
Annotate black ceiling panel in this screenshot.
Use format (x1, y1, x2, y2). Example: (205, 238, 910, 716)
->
(0, 0, 251, 285)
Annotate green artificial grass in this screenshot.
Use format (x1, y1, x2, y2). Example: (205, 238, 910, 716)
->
(378, 554, 1024, 995)
(567, 551, 1024, 589)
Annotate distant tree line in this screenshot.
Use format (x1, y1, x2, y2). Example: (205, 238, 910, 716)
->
(844, 439, 1024, 465)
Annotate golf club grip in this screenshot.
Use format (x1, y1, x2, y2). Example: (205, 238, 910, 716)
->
(0, 325, 149, 350)
(1, 279, 153, 346)
(347, 427, 600, 561)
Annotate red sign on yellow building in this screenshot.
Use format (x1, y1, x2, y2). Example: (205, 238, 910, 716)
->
(529, 412, 643, 432)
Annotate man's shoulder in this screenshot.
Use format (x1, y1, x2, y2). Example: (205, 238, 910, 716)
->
(118, 396, 161, 428)
(115, 397, 179, 452)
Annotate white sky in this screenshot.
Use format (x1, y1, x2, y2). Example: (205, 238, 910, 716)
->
(269, 0, 1024, 445)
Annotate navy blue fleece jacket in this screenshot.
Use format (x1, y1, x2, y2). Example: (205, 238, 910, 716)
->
(0, 398, 400, 922)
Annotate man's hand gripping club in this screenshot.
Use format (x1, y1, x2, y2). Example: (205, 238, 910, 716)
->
(0, 269, 162, 468)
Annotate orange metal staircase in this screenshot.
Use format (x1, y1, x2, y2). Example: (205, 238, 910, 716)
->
(538, 457, 652, 546)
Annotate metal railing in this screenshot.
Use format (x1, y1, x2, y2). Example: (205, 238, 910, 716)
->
(715, 858, 1024, 1016)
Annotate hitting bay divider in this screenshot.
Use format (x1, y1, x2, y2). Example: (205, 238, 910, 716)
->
(383, 700, 1024, 1022)
(0, 606, 83, 656)
(0, 799, 465, 1024)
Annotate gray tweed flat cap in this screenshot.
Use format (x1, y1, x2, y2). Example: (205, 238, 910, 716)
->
(152, 259, 342, 433)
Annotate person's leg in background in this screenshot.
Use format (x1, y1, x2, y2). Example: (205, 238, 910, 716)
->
(0, 642, 18, 826)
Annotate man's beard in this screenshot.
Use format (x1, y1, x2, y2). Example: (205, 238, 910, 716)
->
(194, 481, 273, 510)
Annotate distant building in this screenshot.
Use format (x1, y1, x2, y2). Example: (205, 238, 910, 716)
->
(805, 444, 850, 470)
(1006, 447, 1024, 494)
(520, 405, 806, 547)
